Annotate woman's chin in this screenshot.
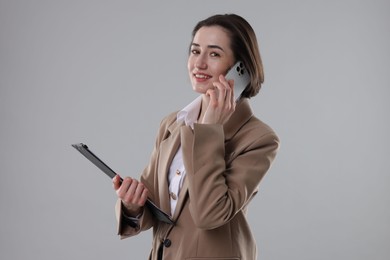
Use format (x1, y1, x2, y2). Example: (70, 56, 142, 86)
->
(192, 85, 211, 95)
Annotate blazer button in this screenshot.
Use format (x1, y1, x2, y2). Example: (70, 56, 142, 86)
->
(170, 192, 177, 200)
(163, 239, 171, 247)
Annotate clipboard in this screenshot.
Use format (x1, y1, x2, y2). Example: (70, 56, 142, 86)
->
(71, 143, 174, 225)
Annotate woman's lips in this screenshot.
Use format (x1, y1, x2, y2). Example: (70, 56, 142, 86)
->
(194, 73, 212, 82)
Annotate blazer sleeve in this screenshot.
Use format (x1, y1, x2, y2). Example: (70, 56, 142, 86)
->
(181, 122, 280, 230)
(115, 199, 155, 239)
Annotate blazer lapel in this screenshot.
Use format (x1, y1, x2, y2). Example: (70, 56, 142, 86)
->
(172, 175, 189, 220)
(157, 121, 182, 216)
(169, 124, 194, 220)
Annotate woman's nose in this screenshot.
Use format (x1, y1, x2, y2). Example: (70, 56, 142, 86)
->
(195, 55, 207, 70)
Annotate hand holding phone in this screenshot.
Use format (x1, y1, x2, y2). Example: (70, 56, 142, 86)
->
(202, 61, 249, 124)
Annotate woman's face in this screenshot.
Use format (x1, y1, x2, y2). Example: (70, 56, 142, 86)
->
(188, 26, 235, 94)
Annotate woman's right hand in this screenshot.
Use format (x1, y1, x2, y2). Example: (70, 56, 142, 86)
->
(113, 175, 149, 217)
(202, 75, 236, 125)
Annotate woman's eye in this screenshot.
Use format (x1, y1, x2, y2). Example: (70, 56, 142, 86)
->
(210, 52, 220, 57)
(191, 49, 200, 55)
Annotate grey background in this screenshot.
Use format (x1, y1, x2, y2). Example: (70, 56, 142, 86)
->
(1, 0, 389, 259)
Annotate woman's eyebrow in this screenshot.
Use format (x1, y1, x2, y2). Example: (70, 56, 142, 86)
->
(191, 43, 225, 52)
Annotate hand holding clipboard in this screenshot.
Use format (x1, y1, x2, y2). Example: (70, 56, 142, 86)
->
(72, 143, 174, 225)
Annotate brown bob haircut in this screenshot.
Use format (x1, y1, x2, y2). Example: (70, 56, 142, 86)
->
(191, 14, 264, 98)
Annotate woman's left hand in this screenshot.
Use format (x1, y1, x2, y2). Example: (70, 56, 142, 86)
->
(202, 75, 236, 125)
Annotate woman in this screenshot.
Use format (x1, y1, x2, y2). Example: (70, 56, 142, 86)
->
(113, 13, 280, 260)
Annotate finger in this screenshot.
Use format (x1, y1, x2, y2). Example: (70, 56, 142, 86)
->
(219, 75, 234, 101)
(139, 188, 149, 206)
(219, 74, 230, 86)
(217, 75, 234, 109)
(117, 177, 132, 198)
(113, 175, 122, 190)
(213, 81, 227, 103)
(123, 179, 142, 204)
(206, 88, 218, 107)
(220, 76, 235, 105)
(223, 79, 235, 107)
(134, 182, 146, 206)
(228, 79, 235, 103)
(123, 180, 136, 203)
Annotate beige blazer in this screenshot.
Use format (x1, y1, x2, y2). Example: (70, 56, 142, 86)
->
(115, 99, 280, 260)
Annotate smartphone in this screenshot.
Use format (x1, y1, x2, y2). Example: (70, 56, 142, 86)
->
(225, 61, 250, 101)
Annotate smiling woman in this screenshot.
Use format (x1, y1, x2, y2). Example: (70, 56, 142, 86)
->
(113, 13, 280, 260)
